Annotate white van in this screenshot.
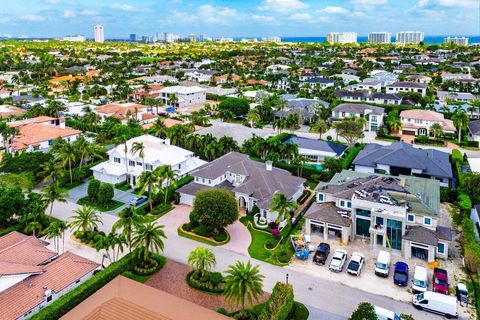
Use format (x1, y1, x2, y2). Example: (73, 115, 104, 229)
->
(412, 266, 428, 293)
(374, 306, 401, 320)
(374, 251, 391, 277)
(412, 291, 458, 319)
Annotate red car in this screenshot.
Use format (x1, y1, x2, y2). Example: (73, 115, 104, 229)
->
(433, 268, 449, 295)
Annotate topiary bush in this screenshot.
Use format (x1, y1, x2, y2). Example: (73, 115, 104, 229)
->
(276, 250, 291, 264)
(97, 183, 114, 206)
(87, 179, 100, 202)
(258, 282, 295, 320)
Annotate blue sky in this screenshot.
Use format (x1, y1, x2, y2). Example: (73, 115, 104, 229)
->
(0, 0, 478, 38)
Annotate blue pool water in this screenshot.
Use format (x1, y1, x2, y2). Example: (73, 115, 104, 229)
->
(306, 163, 324, 170)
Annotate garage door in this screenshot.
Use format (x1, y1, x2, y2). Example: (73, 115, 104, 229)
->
(180, 193, 195, 206)
(402, 130, 416, 136)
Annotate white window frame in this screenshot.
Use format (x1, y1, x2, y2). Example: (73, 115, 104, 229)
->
(407, 213, 415, 223)
(423, 216, 432, 226)
(437, 242, 446, 254)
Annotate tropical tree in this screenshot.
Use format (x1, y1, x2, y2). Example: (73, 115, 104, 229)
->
(246, 109, 261, 128)
(68, 205, 102, 233)
(270, 191, 297, 224)
(311, 119, 328, 139)
(44, 221, 66, 253)
(333, 117, 365, 146)
(349, 302, 377, 320)
(55, 141, 77, 184)
(112, 206, 145, 254)
(41, 182, 68, 217)
(132, 221, 167, 263)
(323, 157, 344, 174)
(452, 110, 469, 143)
(25, 221, 42, 237)
(131, 141, 146, 170)
(149, 118, 168, 138)
(39, 158, 64, 184)
(169, 93, 178, 107)
(188, 246, 216, 278)
(223, 261, 264, 313)
(155, 165, 178, 204)
(388, 118, 402, 134)
(429, 122, 443, 139)
(136, 170, 160, 211)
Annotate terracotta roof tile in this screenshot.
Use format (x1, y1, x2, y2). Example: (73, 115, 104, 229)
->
(11, 123, 81, 150)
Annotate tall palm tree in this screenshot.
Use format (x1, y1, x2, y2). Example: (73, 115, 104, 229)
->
(73, 136, 89, 169)
(155, 165, 179, 204)
(149, 118, 167, 138)
(270, 191, 298, 224)
(131, 141, 146, 171)
(169, 94, 178, 108)
(112, 206, 145, 255)
(132, 221, 167, 263)
(56, 142, 77, 184)
(44, 221, 64, 253)
(223, 261, 264, 313)
(388, 118, 402, 134)
(41, 182, 68, 217)
(188, 247, 216, 278)
(39, 158, 64, 184)
(429, 122, 443, 139)
(323, 157, 344, 174)
(136, 170, 160, 211)
(25, 221, 42, 237)
(68, 205, 103, 233)
(246, 109, 260, 128)
(311, 119, 328, 140)
(452, 110, 470, 143)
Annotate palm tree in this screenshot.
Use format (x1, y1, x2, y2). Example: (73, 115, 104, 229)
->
(223, 261, 264, 313)
(25, 221, 42, 237)
(44, 221, 64, 252)
(112, 206, 145, 255)
(132, 221, 167, 263)
(246, 109, 260, 128)
(270, 191, 298, 224)
(388, 118, 402, 134)
(311, 119, 328, 140)
(452, 110, 470, 143)
(131, 141, 146, 171)
(188, 247, 216, 278)
(323, 157, 344, 174)
(56, 142, 77, 184)
(155, 165, 178, 204)
(136, 170, 160, 211)
(68, 205, 102, 233)
(429, 122, 443, 139)
(149, 118, 167, 138)
(41, 182, 68, 217)
(169, 93, 178, 108)
(73, 136, 89, 169)
(39, 158, 64, 184)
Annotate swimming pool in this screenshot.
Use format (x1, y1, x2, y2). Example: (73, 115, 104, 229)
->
(305, 163, 324, 170)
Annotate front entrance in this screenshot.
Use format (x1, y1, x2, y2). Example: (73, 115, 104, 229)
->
(386, 219, 402, 250)
(411, 243, 429, 261)
(418, 128, 427, 136)
(356, 218, 370, 237)
(376, 234, 384, 246)
(238, 196, 247, 208)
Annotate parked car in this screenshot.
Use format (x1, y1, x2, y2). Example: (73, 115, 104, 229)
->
(433, 268, 449, 295)
(393, 262, 409, 287)
(412, 266, 428, 294)
(313, 243, 330, 265)
(130, 195, 148, 206)
(374, 306, 401, 320)
(374, 250, 391, 277)
(347, 252, 365, 276)
(412, 291, 458, 319)
(329, 249, 347, 272)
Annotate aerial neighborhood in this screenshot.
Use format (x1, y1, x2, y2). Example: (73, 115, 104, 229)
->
(0, 14, 479, 320)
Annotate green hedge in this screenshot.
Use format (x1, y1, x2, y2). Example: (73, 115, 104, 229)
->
(342, 144, 365, 169)
(186, 271, 225, 294)
(31, 253, 136, 320)
(463, 219, 480, 273)
(258, 282, 295, 320)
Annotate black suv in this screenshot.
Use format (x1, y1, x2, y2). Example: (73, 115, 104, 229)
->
(313, 243, 330, 265)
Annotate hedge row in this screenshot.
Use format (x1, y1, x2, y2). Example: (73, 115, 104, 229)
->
(258, 282, 295, 320)
(31, 253, 136, 320)
(186, 271, 225, 294)
(342, 144, 365, 169)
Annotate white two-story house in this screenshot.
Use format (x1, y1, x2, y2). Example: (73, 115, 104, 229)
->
(386, 81, 427, 96)
(159, 86, 207, 108)
(399, 109, 456, 136)
(304, 171, 452, 262)
(178, 152, 305, 227)
(331, 103, 385, 132)
(92, 135, 206, 187)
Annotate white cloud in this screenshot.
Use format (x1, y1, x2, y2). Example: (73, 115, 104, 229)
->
(252, 15, 276, 22)
(21, 14, 45, 22)
(316, 6, 349, 15)
(351, 0, 388, 10)
(45, 0, 60, 4)
(258, 0, 309, 13)
(111, 3, 151, 12)
(80, 9, 98, 16)
(288, 13, 313, 22)
(63, 10, 75, 18)
(199, 4, 237, 17)
(419, 0, 477, 7)
(0, 17, 11, 24)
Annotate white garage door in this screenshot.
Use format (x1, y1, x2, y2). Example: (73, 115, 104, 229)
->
(180, 193, 195, 206)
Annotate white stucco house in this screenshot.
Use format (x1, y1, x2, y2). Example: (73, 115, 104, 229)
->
(92, 135, 206, 187)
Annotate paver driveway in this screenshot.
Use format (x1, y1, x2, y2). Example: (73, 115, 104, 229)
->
(156, 205, 251, 256)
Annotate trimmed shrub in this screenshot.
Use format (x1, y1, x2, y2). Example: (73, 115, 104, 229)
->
(97, 183, 114, 206)
(265, 238, 277, 250)
(87, 179, 100, 202)
(217, 307, 228, 315)
(258, 282, 295, 320)
(209, 272, 223, 286)
(213, 231, 228, 242)
(193, 225, 211, 237)
(276, 250, 291, 264)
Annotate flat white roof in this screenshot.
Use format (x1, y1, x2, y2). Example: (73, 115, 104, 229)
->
(468, 158, 480, 173)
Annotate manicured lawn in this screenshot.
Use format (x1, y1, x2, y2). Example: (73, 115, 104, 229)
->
(62, 180, 86, 190)
(115, 184, 131, 191)
(240, 216, 304, 266)
(121, 254, 167, 284)
(77, 196, 124, 212)
(177, 225, 230, 246)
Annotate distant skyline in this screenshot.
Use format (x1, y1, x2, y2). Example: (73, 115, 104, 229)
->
(0, 0, 478, 39)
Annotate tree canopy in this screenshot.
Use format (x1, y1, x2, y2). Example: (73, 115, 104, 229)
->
(193, 188, 239, 233)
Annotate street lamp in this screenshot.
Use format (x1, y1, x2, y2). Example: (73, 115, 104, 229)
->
(286, 273, 289, 284)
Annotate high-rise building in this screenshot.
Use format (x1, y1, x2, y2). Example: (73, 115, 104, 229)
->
(395, 31, 424, 45)
(94, 25, 104, 43)
(189, 34, 197, 42)
(62, 34, 86, 42)
(444, 37, 469, 46)
(163, 32, 174, 43)
(368, 32, 391, 44)
(130, 34, 137, 42)
(327, 32, 357, 44)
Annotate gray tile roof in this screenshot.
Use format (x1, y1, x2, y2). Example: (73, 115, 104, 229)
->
(189, 152, 305, 209)
(304, 202, 351, 227)
(468, 120, 480, 135)
(284, 136, 347, 156)
(403, 226, 452, 246)
(352, 142, 453, 179)
(332, 103, 384, 115)
(387, 81, 427, 89)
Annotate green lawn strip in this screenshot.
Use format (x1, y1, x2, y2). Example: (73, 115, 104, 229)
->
(177, 225, 230, 246)
(62, 180, 86, 190)
(115, 184, 131, 191)
(121, 254, 166, 284)
(228, 301, 309, 320)
(77, 196, 124, 212)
